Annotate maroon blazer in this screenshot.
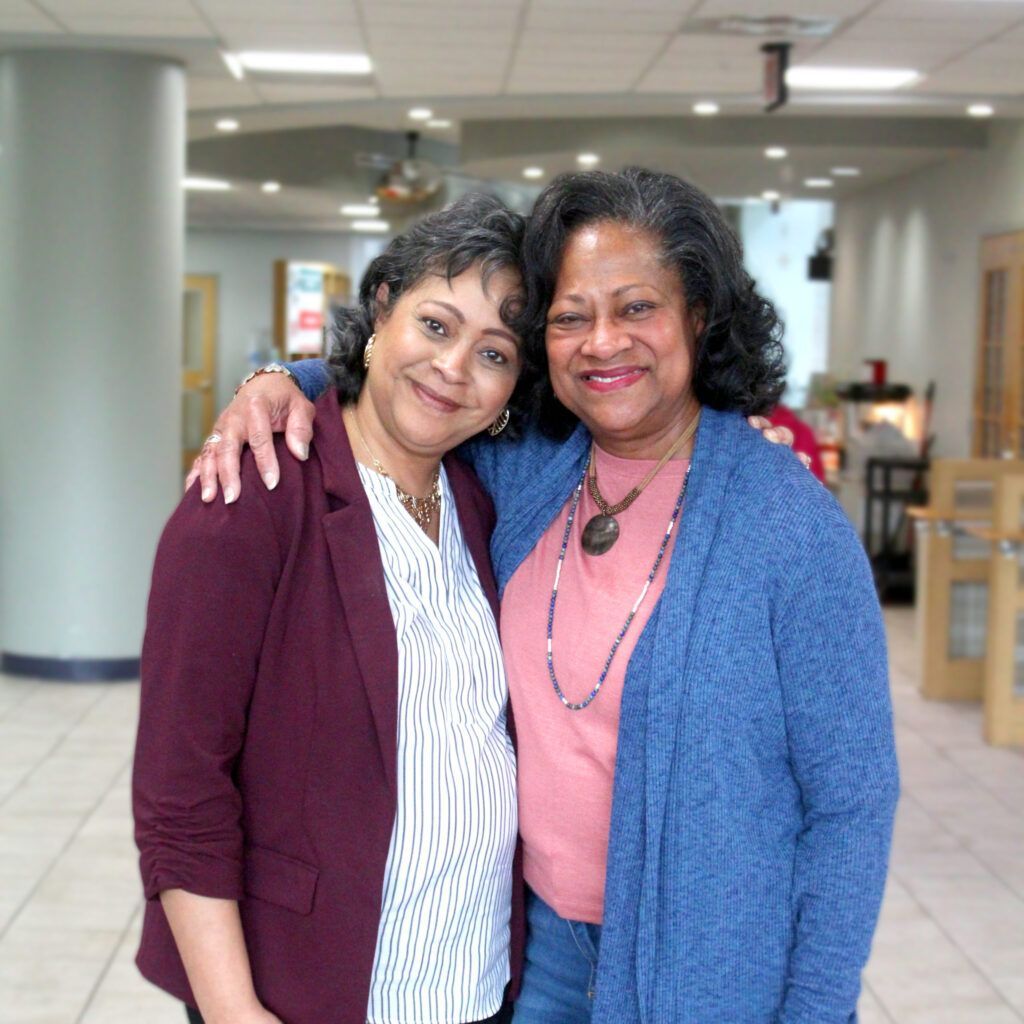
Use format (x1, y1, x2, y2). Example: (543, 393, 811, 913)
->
(133, 390, 524, 1024)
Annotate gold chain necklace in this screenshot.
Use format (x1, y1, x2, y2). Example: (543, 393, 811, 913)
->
(582, 409, 701, 556)
(349, 414, 441, 534)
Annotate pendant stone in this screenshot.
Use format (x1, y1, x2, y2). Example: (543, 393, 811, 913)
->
(581, 514, 619, 556)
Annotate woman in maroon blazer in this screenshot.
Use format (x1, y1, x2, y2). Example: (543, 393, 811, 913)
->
(133, 195, 531, 1024)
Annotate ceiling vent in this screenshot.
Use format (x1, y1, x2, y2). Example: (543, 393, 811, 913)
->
(681, 16, 839, 39)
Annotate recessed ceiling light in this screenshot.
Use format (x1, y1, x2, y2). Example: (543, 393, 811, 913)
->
(340, 203, 380, 217)
(408, 107, 432, 121)
(693, 101, 719, 116)
(351, 220, 390, 233)
(235, 52, 372, 75)
(831, 167, 861, 176)
(762, 190, 781, 201)
(577, 152, 600, 167)
(215, 118, 239, 132)
(426, 118, 452, 128)
(804, 178, 834, 188)
(221, 52, 245, 80)
(967, 103, 994, 118)
(523, 167, 544, 179)
(261, 181, 281, 193)
(787, 66, 920, 90)
(765, 146, 787, 160)
(183, 176, 231, 191)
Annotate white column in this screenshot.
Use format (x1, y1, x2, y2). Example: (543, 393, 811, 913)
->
(0, 50, 185, 679)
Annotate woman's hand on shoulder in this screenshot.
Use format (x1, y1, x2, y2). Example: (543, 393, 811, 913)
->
(186, 372, 316, 505)
(747, 415, 812, 471)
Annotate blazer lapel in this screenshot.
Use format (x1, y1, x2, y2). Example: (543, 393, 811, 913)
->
(314, 393, 399, 799)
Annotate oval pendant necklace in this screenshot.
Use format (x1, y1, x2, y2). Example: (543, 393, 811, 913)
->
(548, 462, 692, 710)
(581, 410, 700, 556)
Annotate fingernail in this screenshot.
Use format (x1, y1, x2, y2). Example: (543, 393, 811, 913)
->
(225, 487, 236, 504)
(299, 443, 309, 460)
(201, 487, 213, 502)
(264, 471, 278, 490)
(764, 428, 780, 442)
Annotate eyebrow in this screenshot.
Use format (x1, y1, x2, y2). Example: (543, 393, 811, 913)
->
(421, 300, 519, 346)
(556, 284, 650, 304)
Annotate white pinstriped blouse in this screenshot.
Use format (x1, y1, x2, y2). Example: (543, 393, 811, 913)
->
(357, 462, 518, 1024)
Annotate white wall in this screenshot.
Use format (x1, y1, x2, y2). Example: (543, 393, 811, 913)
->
(740, 200, 833, 407)
(185, 229, 386, 410)
(830, 121, 1024, 457)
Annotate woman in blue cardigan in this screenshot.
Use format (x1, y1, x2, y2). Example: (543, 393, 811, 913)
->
(193, 168, 898, 1023)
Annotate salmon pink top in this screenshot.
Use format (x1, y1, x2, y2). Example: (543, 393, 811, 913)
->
(500, 444, 689, 925)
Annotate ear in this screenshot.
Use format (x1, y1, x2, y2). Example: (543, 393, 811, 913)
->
(688, 302, 706, 340)
(372, 282, 390, 328)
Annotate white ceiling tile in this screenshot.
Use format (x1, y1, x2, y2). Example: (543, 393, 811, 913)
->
(0, 1, 62, 32)
(216, 21, 367, 50)
(38, 0, 197, 15)
(253, 82, 378, 103)
(525, 8, 681, 31)
(839, 15, 1010, 42)
(377, 76, 504, 97)
(693, 0, 874, 18)
(805, 37, 970, 66)
(186, 76, 264, 109)
(635, 65, 761, 91)
(517, 28, 665, 54)
(200, 0, 360, 24)
(363, 3, 520, 29)
(58, 15, 212, 37)
(661, 33, 772, 59)
(871, 0, 1024, 21)
(532, 0, 689, 10)
(916, 61, 1024, 94)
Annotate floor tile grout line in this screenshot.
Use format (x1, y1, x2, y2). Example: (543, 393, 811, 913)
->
(74, 896, 146, 1024)
(898, 789, 1024, 906)
(896, 710, 1024, 821)
(0, 741, 136, 943)
(861, 977, 898, 1024)
(0, 683, 119, 812)
(891, 868, 1024, 1021)
(0, 677, 41, 722)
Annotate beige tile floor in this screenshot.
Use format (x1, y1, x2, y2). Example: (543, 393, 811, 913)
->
(0, 607, 1022, 1023)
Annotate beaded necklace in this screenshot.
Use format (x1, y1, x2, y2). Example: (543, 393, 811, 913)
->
(546, 460, 691, 711)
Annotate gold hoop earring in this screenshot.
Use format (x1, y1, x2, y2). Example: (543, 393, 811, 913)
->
(488, 408, 510, 437)
(362, 333, 376, 370)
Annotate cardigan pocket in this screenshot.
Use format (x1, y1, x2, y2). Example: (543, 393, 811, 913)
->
(243, 844, 319, 915)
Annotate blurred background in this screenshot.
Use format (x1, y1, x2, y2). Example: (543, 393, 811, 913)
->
(1, 0, 1024, 1020)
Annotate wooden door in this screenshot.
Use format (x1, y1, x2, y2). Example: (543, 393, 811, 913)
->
(182, 275, 218, 474)
(974, 231, 1024, 457)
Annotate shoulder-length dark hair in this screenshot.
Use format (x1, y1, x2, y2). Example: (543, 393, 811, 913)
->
(522, 167, 786, 437)
(327, 192, 536, 435)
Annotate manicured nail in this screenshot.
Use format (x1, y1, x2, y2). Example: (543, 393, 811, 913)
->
(264, 471, 278, 490)
(225, 487, 236, 504)
(201, 487, 213, 502)
(298, 443, 309, 460)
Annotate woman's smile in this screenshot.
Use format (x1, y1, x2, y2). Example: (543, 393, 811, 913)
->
(578, 366, 648, 392)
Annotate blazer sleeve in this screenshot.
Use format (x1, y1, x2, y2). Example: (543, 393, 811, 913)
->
(772, 507, 900, 1024)
(132, 478, 283, 903)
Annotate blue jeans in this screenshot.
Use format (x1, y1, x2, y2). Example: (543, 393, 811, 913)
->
(511, 890, 602, 1024)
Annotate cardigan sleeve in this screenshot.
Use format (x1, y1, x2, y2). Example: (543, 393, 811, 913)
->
(286, 358, 331, 401)
(772, 509, 900, 1024)
(132, 475, 283, 903)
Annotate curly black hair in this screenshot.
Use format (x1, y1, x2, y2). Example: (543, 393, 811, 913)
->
(327, 192, 537, 438)
(521, 167, 787, 437)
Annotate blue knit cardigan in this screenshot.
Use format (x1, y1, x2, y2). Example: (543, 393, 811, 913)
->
(292, 363, 899, 1024)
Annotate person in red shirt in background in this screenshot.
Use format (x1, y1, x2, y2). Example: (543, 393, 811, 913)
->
(751, 406, 826, 483)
